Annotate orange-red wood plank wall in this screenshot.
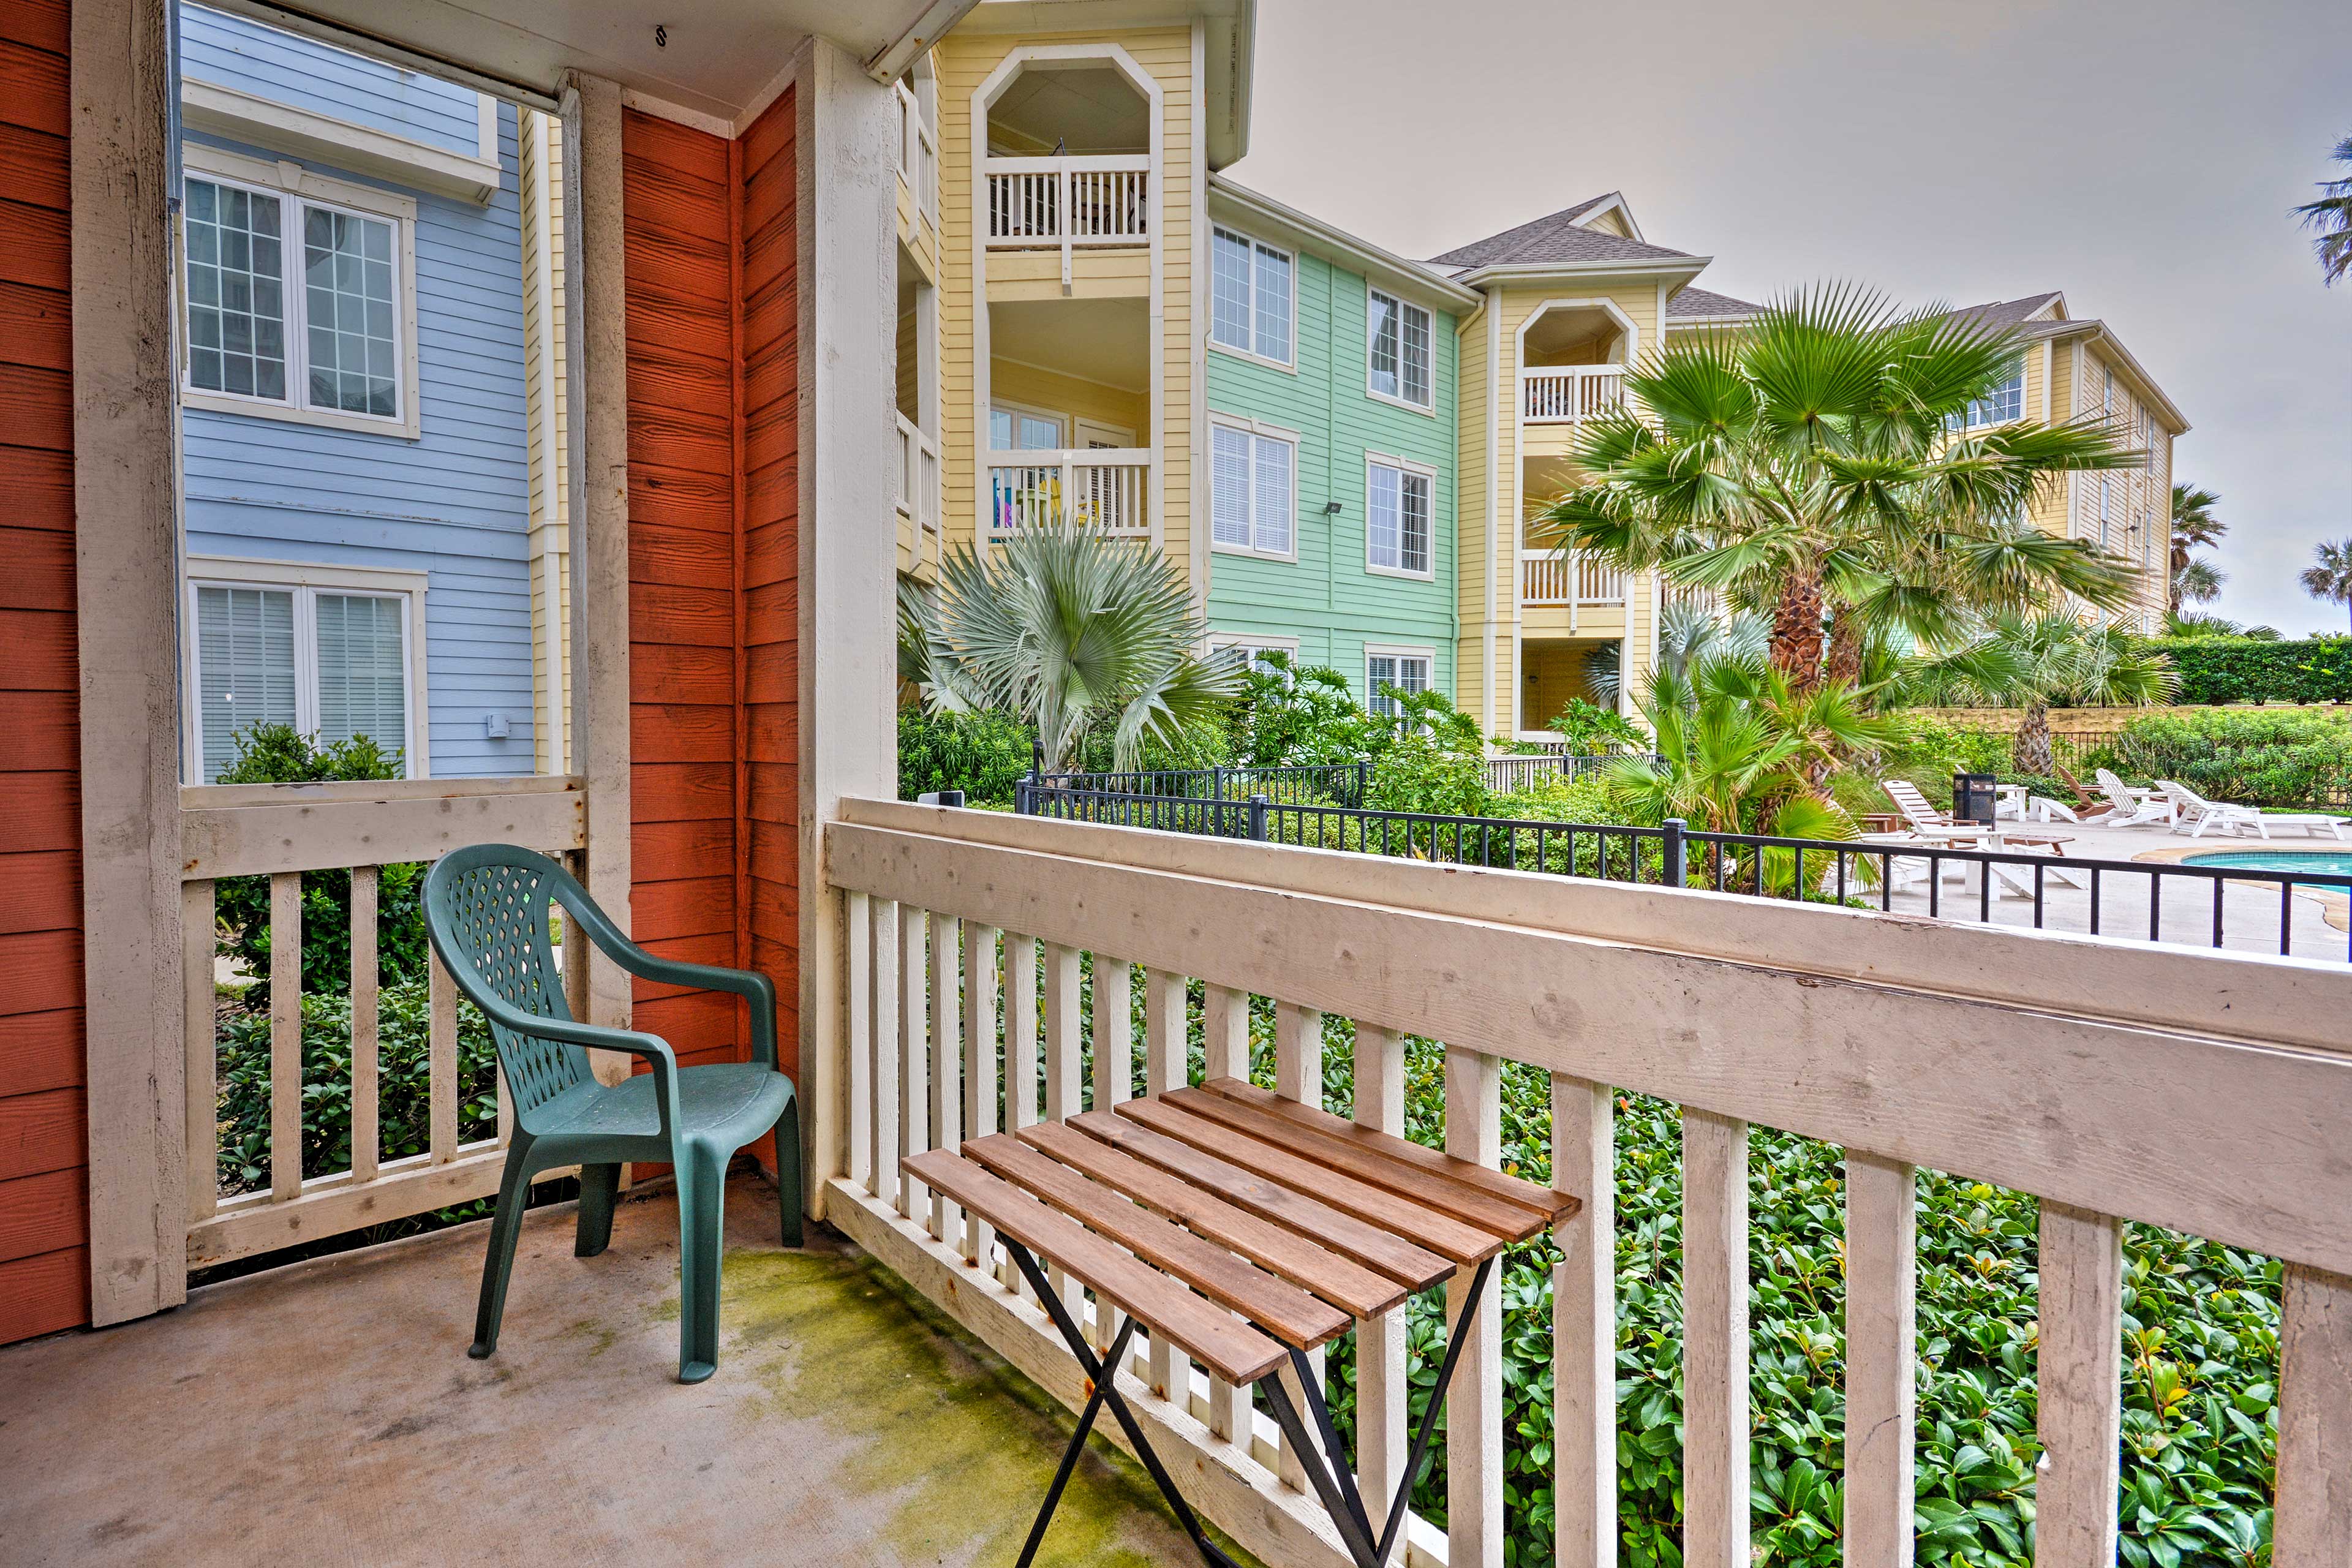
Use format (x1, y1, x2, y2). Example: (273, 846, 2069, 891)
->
(622, 90, 798, 1123)
(0, 0, 91, 1344)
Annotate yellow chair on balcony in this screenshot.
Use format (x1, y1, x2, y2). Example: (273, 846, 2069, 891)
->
(423, 843, 801, 1383)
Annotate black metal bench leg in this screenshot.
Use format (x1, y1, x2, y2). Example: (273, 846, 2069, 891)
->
(1259, 1368, 1382, 1567)
(1016, 1314, 1136, 1568)
(1004, 1242, 1243, 1568)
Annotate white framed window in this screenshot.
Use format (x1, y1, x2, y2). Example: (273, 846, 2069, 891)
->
(2098, 477, 2111, 551)
(1210, 226, 1295, 370)
(184, 557, 428, 783)
(1365, 454, 1434, 578)
(1210, 416, 1297, 560)
(1367, 287, 1432, 411)
(1953, 366, 2024, 429)
(989, 402, 1066, 450)
(179, 145, 421, 439)
(1211, 633, 1300, 678)
(1365, 645, 1433, 717)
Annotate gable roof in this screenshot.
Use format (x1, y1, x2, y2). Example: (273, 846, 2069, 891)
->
(1428, 192, 1696, 271)
(1947, 292, 2066, 331)
(1666, 284, 1759, 321)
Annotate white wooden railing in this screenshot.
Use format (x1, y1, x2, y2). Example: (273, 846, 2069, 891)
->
(896, 413, 939, 531)
(1520, 549, 1624, 608)
(987, 448, 1150, 538)
(985, 154, 1149, 288)
(1521, 365, 1626, 424)
(894, 81, 937, 224)
(179, 776, 586, 1267)
(819, 799, 2352, 1568)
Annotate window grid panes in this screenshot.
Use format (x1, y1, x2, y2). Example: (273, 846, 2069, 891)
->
(1210, 227, 1293, 366)
(315, 593, 408, 752)
(1366, 653, 1430, 717)
(195, 586, 298, 781)
(191, 581, 415, 782)
(185, 179, 287, 401)
(1368, 461, 1431, 575)
(1212, 424, 1294, 556)
(1368, 288, 1431, 409)
(304, 207, 399, 417)
(1954, 369, 2023, 430)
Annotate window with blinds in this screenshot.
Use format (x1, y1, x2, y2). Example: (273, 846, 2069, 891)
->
(190, 579, 415, 781)
(195, 586, 298, 781)
(1366, 459, 1432, 576)
(315, 594, 409, 750)
(1210, 422, 1294, 557)
(1368, 288, 1431, 409)
(1210, 227, 1293, 367)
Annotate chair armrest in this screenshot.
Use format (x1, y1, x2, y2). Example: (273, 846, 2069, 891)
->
(468, 986, 684, 1137)
(550, 883, 783, 1072)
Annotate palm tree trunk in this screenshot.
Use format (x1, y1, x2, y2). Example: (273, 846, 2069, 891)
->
(1770, 571, 1826, 691)
(2013, 701, 2055, 775)
(1824, 614, 1866, 691)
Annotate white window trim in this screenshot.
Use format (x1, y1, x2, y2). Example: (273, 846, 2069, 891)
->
(183, 554, 429, 783)
(1363, 643, 1436, 715)
(179, 143, 423, 440)
(1954, 366, 2027, 431)
(1208, 413, 1300, 564)
(1366, 286, 1436, 415)
(1208, 225, 1298, 374)
(1210, 631, 1301, 675)
(1364, 451, 1438, 581)
(987, 397, 1068, 450)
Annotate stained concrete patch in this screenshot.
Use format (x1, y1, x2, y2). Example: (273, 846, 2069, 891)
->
(0, 1177, 1259, 1568)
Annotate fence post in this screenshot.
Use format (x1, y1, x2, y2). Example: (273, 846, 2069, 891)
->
(1248, 793, 1268, 842)
(1355, 759, 1371, 807)
(1212, 763, 1227, 803)
(1662, 818, 1687, 889)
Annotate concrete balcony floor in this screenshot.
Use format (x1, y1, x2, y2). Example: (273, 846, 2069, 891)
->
(1, 1175, 1248, 1568)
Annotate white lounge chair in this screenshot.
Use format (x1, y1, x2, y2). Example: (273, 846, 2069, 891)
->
(1882, 778, 1964, 834)
(2094, 769, 2173, 827)
(2159, 780, 2349, 840)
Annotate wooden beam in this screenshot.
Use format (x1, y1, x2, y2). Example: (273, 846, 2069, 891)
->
(180, 786, 584, 877)
(1680, 1109, 1748, 1568)
(2035, 1202, 2123, 1568)
(2277, 1264, 2352, 1568)
(1842, 1153, 1917, 1568)
(74, 0, 184, 1325)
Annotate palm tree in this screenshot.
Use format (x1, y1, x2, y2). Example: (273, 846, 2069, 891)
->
(2165, 609, 2280, 640)
(2300, 539, 2352, 636)
(1905, 611, 2178, 774)
(2294, 135, 2352, 286)
(2168, 483, 2226, 611)
(1536, 285, 2144, 695)
(901, 518, 1242, 774)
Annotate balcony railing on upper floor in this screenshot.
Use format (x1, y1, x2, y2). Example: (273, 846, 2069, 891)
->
(895, 81, 937, 224)
(984, 154, 1149, 289)
(1520, 549, 1624, 608)
(987, 448, 1150, 538)
(1521, 364, 1626, 424)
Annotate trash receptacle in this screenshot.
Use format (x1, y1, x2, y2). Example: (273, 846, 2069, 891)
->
(1952, 772, 1998, 827)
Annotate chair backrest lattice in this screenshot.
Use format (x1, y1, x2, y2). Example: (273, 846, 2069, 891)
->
(428, 847, 585, 1118)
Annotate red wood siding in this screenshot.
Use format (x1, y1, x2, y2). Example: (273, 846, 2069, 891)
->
(0, 0, 88, 1345)
(622, 91, 797, 1137)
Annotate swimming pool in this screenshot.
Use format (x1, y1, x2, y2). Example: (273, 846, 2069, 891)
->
(2182, 850, 2352, 877)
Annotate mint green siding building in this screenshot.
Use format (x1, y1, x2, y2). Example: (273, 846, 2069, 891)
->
(1201, 178, 1477, 712)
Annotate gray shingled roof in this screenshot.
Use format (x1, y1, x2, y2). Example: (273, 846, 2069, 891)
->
(1666, 285, 1758, 320)
(1427, 193, 1695, 270)
(1947, 293, 2064, 331)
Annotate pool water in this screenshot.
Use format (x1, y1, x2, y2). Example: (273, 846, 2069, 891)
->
(2183, 850, 2352, 876)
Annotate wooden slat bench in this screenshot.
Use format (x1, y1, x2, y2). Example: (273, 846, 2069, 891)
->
(903, 1076, 1581, 1568)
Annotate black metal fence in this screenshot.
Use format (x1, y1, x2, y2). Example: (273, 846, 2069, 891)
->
(1480, 752, 1657, 793)
(1021, 761, 1373, 810)
(1015, 783, 2352, 961)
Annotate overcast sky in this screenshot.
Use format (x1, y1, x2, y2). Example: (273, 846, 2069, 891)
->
(1230, 0, 2352, 635)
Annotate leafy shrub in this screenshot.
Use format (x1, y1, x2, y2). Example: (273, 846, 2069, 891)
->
(211, 723, 425, 1005)
(1544, 698, 1647, 756)
(1224, 657, 1381, 768)
(2094, 708, 2352, 809)
(213, 978, 497, 1194)
(897, 707, 1038, 804)
(2142, 636, 2352, 705)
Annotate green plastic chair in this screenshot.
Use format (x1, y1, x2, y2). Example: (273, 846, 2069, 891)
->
(423, 843, 801, 1384)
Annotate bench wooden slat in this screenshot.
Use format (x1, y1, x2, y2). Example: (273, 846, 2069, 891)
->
(1070, 1110, 1453, 1288)
(965, 1133, 1352, 1351)
(1177, 1082, 1567, 1240)
(1019, 1120, 1412, 1320)
(903, 1149, 1288, 1385)
(1109, 1099, 1501, 1266)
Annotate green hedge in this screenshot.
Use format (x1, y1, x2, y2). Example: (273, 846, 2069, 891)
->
(2140, 636, 2352, 706)
(2090, 708, 2352, 809)
(897, 708, 1036, 805)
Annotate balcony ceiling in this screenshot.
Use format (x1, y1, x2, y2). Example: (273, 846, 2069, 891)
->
(994, 298, 1148, 394)
(217, 0, 977, 121)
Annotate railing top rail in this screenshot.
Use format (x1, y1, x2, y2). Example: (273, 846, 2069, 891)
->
(983, 153, 1151, 172)
(183, 774, 582, 810)
(182, 779, 587, 879)
(829, 797, 2352, 1274)
(984, 447, 1153, 466)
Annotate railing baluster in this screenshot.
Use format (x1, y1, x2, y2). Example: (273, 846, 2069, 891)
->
(270, 872, 304, 1197)
(1445, 1047, 1503, 1566)
(1681, 1107, 1750, 1567)
(963, 923, 1001, 1267)
(1552, 1074, 1615, 1568)
(184, 879, 217, 1222)
(1273, 1001, 1325, 1491)
(351, 867, 380, 1179)
(1842, 1153, 1917, 1567)
(870, 897, 900, 1210)
(1090, 954, 1136, 1354)
(846, 891, 873, 1195)
(1042, 941, 1083, 1310)
(930, 911, 962, 1245)
(2035, 1201, 2124, 1567)
(1143, 966, 1191, 1407)
(2276, 1263, 2352, 1564)
(1204, 984, 1250, 1443)
(427, 938, 458, 1169)
(1005, 932, 1040, 1292)
(900, 905, 930, 1222)
(1355, 1023, 1409, 1519)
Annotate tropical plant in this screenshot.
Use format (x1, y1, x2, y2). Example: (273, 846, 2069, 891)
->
(902, 518, 1243, 774)
(1907, 612, 2179, 773)
(2293, 134, 2352, 286)
(1535, 285, 2143, 693)
(2298, 538, 2352, 636)
(1542, 696, 1647, 755)
(2168, 482, 2226, 611)
(897, 707, 1037, 805)
(2162, 609, 2280, 641)
(2146, 633, 2352, 703)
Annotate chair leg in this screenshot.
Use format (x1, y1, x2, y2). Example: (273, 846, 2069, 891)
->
(575, 1163, 622, 1258)
(470, 1137, 537, 1360)
(675, 1144, 728, 1384)
(775, 1101, 804, 1250)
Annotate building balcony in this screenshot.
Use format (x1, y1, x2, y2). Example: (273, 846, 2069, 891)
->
(1520, 549, 1623, 608)
(986, 447, 1152, 538)
(984, 155, 1150, 293)
(1520, 364, 1626, 424)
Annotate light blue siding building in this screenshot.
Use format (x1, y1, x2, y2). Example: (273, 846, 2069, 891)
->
(176, 4, 535, 780)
